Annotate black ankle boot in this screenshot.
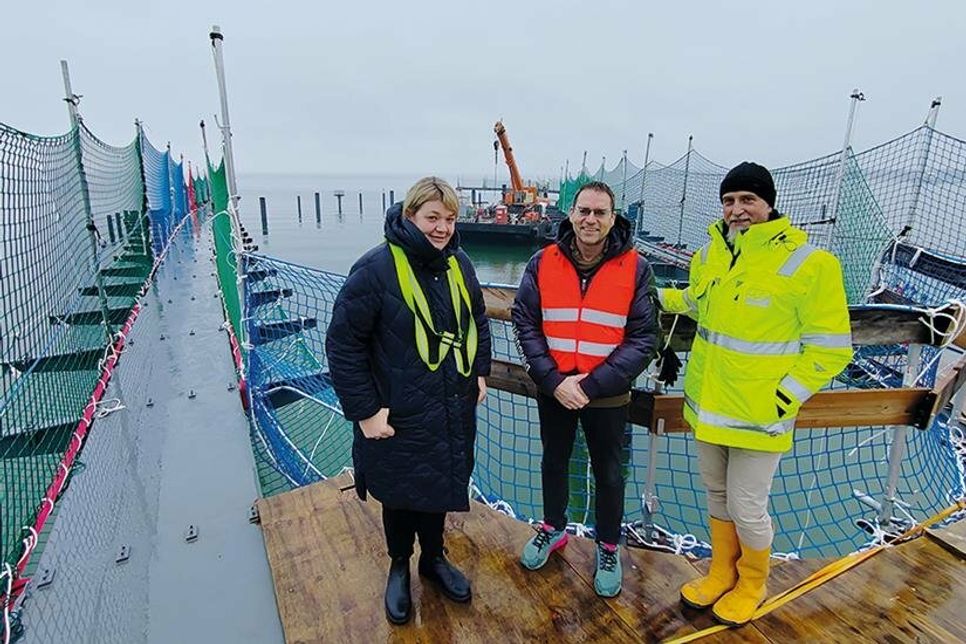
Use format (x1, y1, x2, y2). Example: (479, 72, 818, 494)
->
(385, 556, 412, 625)
(418, 554, 471, 603)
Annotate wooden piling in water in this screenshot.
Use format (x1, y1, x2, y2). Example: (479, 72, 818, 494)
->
(297, 195, 302, 222)
(314, 192, 321, 224)
(358, 192, 363, 214)
(335, 191, 345, 215)
(389, 190, 395, 205)
(259, 196, 269, 234)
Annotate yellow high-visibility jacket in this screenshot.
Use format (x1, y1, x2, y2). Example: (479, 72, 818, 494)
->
(658, 217, 852, 452)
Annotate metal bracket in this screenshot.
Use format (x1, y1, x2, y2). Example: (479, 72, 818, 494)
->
(248, 504, 260, 525)
(912, 391, 938, 429)
(36, 567, 55, 589)
(184, 525, 199, 543)
(115, 544, 130, 564)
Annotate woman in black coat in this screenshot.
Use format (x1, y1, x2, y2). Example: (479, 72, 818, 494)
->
(325, 177, 491, 625)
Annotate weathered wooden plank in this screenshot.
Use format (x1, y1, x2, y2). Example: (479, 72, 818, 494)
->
(927, 520, 966, 560)
(752, 537, 966, 643)
(559, 538, 775, 643)
(258, 477, 966, 644)
(489, 358, 931, 431)
(258, 479, 645, 643)
(646, 388, 932, 432)
(927, 351, 966, 419)
(482, 286, 966, 349)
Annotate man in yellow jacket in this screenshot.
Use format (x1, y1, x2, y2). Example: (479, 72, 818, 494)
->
(658, 162, 852, 626)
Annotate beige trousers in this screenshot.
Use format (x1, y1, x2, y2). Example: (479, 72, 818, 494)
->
(695, 440, 783, 550)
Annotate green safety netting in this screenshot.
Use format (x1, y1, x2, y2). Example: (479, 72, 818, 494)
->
(0, 117, 195, 598)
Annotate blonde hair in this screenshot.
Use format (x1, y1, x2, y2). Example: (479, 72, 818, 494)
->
(403, 176, 459, 218)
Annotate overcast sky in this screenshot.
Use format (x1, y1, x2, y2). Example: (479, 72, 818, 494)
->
(4, 1, 965, 180)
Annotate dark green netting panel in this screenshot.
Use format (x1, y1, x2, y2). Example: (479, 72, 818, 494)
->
(0, 121, 151, 571)
(208, 159, 242, 339)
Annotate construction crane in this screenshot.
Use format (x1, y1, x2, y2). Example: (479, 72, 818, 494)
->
(493, 120, 542, 208)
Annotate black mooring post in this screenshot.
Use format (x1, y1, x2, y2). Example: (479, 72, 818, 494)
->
(259, 196, 269, 235)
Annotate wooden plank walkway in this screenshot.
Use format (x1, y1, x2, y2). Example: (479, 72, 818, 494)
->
(257, 478, 966, 643)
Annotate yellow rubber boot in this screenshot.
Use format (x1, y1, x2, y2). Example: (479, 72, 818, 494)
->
(712, 542, 770, 626)
(680, 517, 739, 609)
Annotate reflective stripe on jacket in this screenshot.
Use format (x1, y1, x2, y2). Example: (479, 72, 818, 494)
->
(538, 246, 638, 373)
(658, 216, 853, 452)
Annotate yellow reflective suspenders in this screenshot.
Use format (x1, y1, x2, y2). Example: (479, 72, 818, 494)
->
(388, 243, 478, 376)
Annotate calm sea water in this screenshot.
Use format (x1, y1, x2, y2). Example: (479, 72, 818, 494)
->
(236, 172, 534, 281)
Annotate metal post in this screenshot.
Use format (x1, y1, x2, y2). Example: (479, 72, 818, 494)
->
(879, 343, 921, 524)
(925, 96, 942, 128)
(637, 133, 653, 235)
(826, 89, 865, 249)
(209, 26, 241, 219)
(209, 25, 248, 357)
(904, 98, 942, 235)
(167, 143, 177, 229)
(677, 135, 693, 247)
(620, 149, 628, 213)
(61, 59, 113, 341)
(878, 432, 909, 526)
(135, 120, 151, 255)
(493, 139, 499, 188)
(200, 120, 211, 167)
(316, 192, 322, 223)
(642, 405, 664, 541)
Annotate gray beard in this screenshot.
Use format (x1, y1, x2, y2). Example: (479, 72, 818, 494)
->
(726, 225, 740, 243)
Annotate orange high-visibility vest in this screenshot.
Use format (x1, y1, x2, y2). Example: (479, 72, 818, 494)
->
(537, 246, 638, 373)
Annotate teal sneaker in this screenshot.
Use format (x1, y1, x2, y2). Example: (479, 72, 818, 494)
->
(594, 542, 622, 597)
(520, 523, 568, 570)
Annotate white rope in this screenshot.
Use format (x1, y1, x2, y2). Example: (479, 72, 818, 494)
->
(302, 413, 335, 479)
(16, 528, 38, 570)
(1, 563, 11, 644)
(914, 299, 966, 385)
(468, 481, 518, 519)
(625, 522, 701, 555)
(94, 398, 126, 418)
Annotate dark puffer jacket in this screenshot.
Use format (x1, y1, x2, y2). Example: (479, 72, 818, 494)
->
(325, 203, 492, 512)
(513, 215, 659, 399)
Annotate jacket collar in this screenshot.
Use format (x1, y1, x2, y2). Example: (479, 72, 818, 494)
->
(555, 214, 632, 266)
(384, 202, 460, 272)
(708, 215, 805, 254)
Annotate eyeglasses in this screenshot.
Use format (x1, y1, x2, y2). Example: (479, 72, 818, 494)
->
(574, 207, 613, 219)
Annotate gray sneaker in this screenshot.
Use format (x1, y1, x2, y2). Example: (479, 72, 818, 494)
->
(520, 523, 569, 570)
(594, 542, 622, 597)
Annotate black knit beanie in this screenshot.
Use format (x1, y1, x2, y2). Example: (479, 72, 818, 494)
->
(719, 162, 776, 208)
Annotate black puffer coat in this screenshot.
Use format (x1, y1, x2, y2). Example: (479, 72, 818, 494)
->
(325, 204, 492, 512)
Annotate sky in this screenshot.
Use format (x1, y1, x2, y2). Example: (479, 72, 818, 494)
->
(3, 0, 965, 181)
